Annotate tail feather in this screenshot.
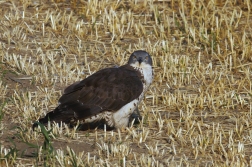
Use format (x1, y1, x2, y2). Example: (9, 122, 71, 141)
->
(32, 107, 74, 130)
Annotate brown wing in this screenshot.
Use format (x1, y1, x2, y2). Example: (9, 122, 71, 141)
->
(57, 64, 143, 119)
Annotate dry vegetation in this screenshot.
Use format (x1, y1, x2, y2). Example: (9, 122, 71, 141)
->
(0, 0, 252, 166)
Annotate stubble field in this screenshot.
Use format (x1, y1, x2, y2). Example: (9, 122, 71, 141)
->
(0, 0, 252, 166)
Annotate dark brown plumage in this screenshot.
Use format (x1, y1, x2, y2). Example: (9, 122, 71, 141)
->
(33, 64, 143, 129)
(33, 50, 153, 129)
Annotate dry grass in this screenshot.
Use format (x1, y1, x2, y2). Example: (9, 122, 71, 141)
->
(0, 0, 252, 166)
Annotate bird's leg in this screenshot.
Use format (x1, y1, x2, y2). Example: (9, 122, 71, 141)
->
(129, 106, 142, 125)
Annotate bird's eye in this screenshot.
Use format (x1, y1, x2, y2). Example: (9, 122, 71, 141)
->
(133, 56, 137, 60)
(145, 57, 148, 61)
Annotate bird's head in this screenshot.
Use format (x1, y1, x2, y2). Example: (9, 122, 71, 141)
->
(128, 50, 152, 69)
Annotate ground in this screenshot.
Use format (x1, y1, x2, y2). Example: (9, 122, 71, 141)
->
(0, 0, 252, 166)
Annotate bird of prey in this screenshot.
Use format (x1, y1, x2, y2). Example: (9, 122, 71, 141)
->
(33, 50, 153, 129)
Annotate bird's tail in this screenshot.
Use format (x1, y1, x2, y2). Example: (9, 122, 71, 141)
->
(32, 107, 74, 130)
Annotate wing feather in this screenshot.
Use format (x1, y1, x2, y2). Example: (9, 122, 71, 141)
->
(58, 65, 143, 119)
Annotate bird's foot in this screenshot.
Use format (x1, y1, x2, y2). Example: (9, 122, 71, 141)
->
(129, 112, 142, 126)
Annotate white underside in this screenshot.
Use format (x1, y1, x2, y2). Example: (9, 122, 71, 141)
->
(82, 99, 139, 128)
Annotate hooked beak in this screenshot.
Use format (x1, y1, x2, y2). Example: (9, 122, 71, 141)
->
(138, 57, 143, 64)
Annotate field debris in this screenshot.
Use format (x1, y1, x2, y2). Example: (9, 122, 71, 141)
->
(0, 0, 252, 166)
